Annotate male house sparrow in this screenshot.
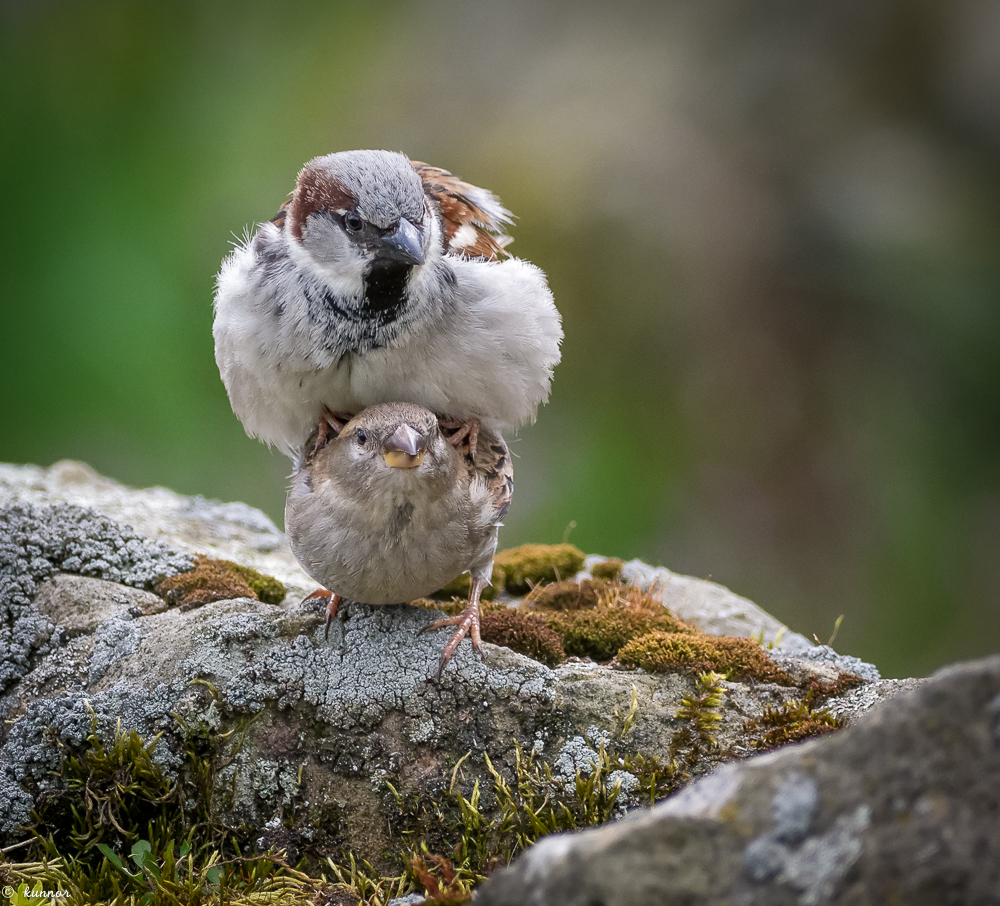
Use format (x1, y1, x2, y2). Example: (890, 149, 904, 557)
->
(214, 150, 562, 458)
(285, 403, 514, 671)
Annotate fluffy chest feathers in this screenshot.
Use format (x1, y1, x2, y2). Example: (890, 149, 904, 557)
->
(286, 468, 495, 605)
(214, 230, 560, 456)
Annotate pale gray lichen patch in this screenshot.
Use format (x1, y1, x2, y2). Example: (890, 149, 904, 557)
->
(215, 611, 278, 643)
(88, 610, 143, 684)
(181, 602, 555, 732)
(798, 645, 880, 682)
(743, 773, 871, 906)
(607, 769, 638, 791)
(553, 736, 600, 787)
(0, 503, 192, 694)
(779, 806, 872, 905)
(248, 759, 300, 806)
(772, 772, 819, 844)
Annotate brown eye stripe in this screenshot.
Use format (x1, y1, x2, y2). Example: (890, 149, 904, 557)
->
(288, 167, 358, 240)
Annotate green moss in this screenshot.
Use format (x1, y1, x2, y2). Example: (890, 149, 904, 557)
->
(229, 563, 287, 605)
(155, 555, 286, 609)
(429, 544, 586, 600)
(419, 582, 692, 666)
(9, 707, 322, 905)
(741, 700, 846, 752)
(618, 631, 794, 684)
(541, 609, 688, 662)
(590, 558, 625, 581)
(495, 543, 586, 595)
(524, 581, 691, 662)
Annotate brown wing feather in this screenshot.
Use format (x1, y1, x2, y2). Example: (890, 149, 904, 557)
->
(412, 162, 514, 261)
(471, 430, 514, 521)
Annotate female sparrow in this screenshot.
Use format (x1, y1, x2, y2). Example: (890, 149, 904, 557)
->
(285, 402, 514, 672)
(214, 150, 562, 458)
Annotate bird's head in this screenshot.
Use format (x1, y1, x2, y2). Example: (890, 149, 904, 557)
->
(286, 150, 432, 286)
(310, 403, 455, 492)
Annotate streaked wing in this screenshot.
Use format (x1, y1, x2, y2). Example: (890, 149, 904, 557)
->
(472, 430, 514, 521)
(412, 161, 514, 261)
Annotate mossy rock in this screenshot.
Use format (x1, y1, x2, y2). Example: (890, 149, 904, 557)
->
(740, 700, 845, 752)
(155, 555, 286, 609)
(539, 608, 690, 662)
(618, 631, 794, 684)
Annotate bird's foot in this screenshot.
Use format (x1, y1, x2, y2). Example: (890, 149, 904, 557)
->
(310, 408, 354, 457)
(438, 416, 481, 464)
(302, 588, 343, 640)
(419, 600, 483, 676)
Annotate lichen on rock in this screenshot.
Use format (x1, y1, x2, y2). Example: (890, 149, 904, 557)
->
(0, 462, 913, 904)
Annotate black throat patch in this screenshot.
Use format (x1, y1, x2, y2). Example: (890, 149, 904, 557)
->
(362, 261, 411, 325)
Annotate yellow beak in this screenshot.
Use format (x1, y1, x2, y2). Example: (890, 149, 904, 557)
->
(383, 449, 426, 469)
(381, 424, 427, 470)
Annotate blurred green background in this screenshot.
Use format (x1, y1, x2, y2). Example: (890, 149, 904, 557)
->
(2, 1, 998, 678)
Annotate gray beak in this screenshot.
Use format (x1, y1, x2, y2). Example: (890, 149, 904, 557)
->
(382, 424, 428, 469)
(376, 218, 424, 266)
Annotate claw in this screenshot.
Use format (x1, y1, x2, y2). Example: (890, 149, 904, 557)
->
(419, 575, 486, 675)
(301, 588, 342, 640)
(311, 408, 354, 457)
(438, 416, 481, 464)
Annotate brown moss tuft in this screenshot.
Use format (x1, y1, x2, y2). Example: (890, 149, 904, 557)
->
(802, 671, 866, 705)
(590, 558, 625, 581)
(479, 610, 565, 666)
(618, 631, 794, 684)
(523, 578, 607, 611)
(155, 555, 286, 610)
(741, 700, 846, 752)
(494, 543, 586, 595)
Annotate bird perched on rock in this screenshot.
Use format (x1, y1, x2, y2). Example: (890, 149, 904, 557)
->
(214, 150, 562, 458)
(285, 402, 514, 672)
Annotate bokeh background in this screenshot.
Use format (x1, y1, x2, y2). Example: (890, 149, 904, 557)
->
(2, 1, 998, 678)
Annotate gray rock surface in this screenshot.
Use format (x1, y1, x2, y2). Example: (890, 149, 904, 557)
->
(0, 460, 912, 867)
(476, 655, 1000, 906)
(620, 559, 814, 652)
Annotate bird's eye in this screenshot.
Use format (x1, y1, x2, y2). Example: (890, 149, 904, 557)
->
(344, 213, 364, 233)
(355, 429, 368, 445)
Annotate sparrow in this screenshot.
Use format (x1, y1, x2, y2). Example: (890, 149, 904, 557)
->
(285, 402, 514, 672)
(213, 150, 562, 458)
